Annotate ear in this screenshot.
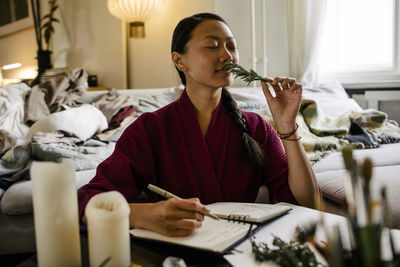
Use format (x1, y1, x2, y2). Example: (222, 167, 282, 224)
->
(171, 52, 187, 72)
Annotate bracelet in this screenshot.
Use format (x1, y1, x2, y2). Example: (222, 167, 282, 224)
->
(281, 136, 302, 141)
(277, 123, 299, 139)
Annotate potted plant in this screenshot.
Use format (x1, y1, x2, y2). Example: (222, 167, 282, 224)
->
(30, 0, 59, 86)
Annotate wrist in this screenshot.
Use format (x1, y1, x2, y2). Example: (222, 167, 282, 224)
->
(276, 123, 298, 137)
(130, 203, 154, 229)
(275, 122, 297, 134)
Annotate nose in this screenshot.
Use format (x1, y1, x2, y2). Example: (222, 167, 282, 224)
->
(220, 46, 233, 62)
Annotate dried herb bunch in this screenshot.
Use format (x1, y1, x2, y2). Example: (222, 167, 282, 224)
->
(222, 62, 270, 85)
(250, 226, 324, 267)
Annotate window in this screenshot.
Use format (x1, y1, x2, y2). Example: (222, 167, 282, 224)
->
(319, 0, 400, 87)
(0, 0, 32, 37)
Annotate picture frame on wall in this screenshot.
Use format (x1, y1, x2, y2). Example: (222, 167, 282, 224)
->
(0, 0, 33, 37)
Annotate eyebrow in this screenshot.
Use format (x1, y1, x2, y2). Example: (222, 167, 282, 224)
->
(204, 35, 235, 41)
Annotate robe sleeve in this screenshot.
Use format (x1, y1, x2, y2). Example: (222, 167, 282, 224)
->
(77, 114, 156, 218)
(246, 113, 298, 204)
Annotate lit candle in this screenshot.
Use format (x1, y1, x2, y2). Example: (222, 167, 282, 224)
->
(31, 160, 81, 267)
(85, 191, 131, 267)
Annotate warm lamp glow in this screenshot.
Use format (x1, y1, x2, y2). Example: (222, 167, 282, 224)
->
(107, 0, 163, 22)
(2, 63, 22, 70)
(1, 62, 23, 86)
(107, 0, 163, 38)
(17, 66, 38, 80)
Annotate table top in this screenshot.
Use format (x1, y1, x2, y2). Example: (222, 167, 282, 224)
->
(9, 204, 348, 267)
(126, 204, 346, 267)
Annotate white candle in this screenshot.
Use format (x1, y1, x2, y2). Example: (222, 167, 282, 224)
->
(85, 191, 131, 267)
(31, 160, 81, 267)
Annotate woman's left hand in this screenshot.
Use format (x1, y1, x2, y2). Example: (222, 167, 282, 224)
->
(261, 77, 302, 133)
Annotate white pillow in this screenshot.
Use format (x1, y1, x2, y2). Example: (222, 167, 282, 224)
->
(25, 104, 108, 142)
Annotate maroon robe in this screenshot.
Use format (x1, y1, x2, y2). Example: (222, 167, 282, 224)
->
(78, 90, 297, 217)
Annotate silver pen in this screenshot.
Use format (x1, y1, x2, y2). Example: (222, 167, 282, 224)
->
(147, 184, 220, 220)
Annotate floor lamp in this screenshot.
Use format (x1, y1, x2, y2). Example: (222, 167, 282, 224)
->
(106, 0, 163, 89)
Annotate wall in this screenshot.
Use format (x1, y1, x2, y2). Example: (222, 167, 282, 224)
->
(0, 0, 215, 89)
(215, 0, 289, 87)
(0, 0, 290, 89)
(128, 0, 215, 89)
(129, 0, 288, 88)
(0, 13, 37, 81)
(56, 0, 124, 88)
(0, 0, 124, 89)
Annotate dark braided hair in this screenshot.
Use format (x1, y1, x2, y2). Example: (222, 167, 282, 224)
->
(171, 13, 265, 167)
(221, 88, 265, 166)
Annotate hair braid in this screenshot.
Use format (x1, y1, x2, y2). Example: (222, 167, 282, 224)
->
(221, 88, 265, 167)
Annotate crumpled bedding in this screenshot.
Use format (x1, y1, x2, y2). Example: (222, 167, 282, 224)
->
(0, 83, 31, 154)
(24, 68, 88, 125)
(0, 82, 141, 199)
(255, 98, 400, 164)
(0, 139, 115, 198)
(93, 88, 138, 123)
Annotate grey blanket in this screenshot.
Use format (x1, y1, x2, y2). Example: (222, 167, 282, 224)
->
(0, 139, 115, 198)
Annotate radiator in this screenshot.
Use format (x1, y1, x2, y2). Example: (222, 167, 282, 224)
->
(365, 91, 400, 125)
(379, 101, 400, 124)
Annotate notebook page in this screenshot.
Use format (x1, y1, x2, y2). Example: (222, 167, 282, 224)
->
(130, 217, 252, 253)
(207, 202, 291, 223)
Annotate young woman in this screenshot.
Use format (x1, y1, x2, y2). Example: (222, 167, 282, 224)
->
(78, 13, 321, 237)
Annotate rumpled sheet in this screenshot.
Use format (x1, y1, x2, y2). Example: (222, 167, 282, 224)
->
(255, 98, 400, 164)
(93, 88, 138, 123)
(0, 83, 31, 155)
(24, 68, 88, 125)
(0, 139, 115, 198)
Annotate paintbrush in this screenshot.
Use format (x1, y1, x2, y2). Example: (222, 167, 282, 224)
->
(381, 187, 397, 262)
(361, 158, 373, 223)
(341, 146, 357, 217)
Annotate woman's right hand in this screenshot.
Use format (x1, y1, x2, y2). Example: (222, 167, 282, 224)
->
(129, 198, 210, 237)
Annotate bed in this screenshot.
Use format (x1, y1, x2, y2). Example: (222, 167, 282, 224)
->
(1, 78, 399, 256)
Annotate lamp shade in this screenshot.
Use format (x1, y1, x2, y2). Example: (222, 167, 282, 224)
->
(107, 0, 163, 22)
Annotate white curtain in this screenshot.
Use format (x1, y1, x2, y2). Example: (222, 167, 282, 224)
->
(286, 0, 327, 86)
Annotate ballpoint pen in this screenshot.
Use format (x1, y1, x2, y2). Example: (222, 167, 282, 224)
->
(147, 184, 220, 220)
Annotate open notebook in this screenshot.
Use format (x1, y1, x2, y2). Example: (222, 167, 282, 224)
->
(129, 202, 292, 254)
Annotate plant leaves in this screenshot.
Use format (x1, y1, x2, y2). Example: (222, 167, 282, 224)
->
(251, 235, 324, 267)
(41, 0, 59, 47)
(44, 30, 51, 44)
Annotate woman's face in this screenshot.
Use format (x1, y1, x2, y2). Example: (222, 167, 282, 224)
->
(178, 19, 239, 89)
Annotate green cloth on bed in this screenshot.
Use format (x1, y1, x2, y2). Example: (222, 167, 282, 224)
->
(255, 98, 400, 164)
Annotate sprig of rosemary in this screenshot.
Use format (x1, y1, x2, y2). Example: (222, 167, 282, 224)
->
(222, 62, 269, 86)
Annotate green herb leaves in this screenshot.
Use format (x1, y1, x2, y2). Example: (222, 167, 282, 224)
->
(222, 62, 269, 86)
(250, 235, 323, 267)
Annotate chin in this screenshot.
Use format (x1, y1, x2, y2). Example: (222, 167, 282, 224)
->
(218, 77, 234, 88)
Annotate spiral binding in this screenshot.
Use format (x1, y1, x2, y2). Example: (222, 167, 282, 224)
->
(227, 214, 249, 224)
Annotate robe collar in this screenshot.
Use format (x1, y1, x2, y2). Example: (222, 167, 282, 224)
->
(175, 90, 231, 202)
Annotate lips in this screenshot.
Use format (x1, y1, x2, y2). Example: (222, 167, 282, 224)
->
(215, 67, 231, 73)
